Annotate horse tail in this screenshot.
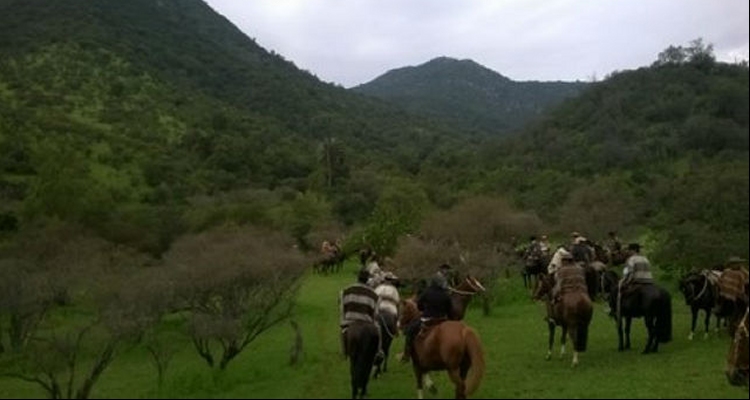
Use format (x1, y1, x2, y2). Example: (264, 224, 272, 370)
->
(464, 327, 485, 396)
(574, 295, 593, 352)
(656, 289, 673, 343)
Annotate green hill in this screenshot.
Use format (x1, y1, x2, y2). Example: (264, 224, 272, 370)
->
(353, 57, 587, 134)
(0, 0, 477, 252)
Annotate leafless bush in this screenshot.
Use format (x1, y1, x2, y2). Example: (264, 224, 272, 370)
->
(393, 196, 543, 312)
(163, 225, 309, 370)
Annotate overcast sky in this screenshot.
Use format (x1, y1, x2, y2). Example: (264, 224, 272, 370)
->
(203, 0, 749, 88)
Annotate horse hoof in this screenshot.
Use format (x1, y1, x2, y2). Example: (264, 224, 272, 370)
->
(688, 333, 693, 341)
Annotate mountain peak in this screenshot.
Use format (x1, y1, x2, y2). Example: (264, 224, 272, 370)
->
(352, 57, 586, 134)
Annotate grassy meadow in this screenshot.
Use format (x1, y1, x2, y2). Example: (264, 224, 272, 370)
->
(0, 260, 746, 399)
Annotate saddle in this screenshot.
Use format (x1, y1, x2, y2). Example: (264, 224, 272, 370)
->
(417, 317, 447, 338)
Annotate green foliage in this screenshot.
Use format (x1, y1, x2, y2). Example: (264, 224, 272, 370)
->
(359, 178, 430, 256)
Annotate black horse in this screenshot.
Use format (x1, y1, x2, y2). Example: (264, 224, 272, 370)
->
(601, 270, 673, 353)
(523, 255, 549, 290)
(373, 311, 397, 379)
(679, 270, 724, 340)
(344, 320, 380, 399)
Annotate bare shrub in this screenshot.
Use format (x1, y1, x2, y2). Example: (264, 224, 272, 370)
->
(163, 225, 309, 370)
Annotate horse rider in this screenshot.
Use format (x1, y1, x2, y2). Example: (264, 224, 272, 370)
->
(340, 269, 384, 360)
(400, 266, 453, 363)
(606, 231, 622, 257)
(570, 232, 593, 266)
(365, 254, 385, 287)
(539, 235, 551, 258)
(374, 272, 401, 356)
(616, 243, 654, 317)
(375, 272, 401, 317)
(547, 250, 586, 322)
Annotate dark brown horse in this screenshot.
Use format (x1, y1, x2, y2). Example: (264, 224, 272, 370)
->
(679, 270, 724, 340)
(399, 299, 485, 399)
(344, 320, 380, 399)
(448, 276, 486, 321)
(533, 273, 593, 367)
(601, 270, 673, 353)
(726, 307, 749, 386)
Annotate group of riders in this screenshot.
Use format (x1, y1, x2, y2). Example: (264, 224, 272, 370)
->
(521, 231, 749, 327)
(338, 248, 455, 368)
(336, 233, 749, 385)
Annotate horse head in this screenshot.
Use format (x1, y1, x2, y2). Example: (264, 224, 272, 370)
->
(398, 298, 419, 332)
(532, 273, 553, 301)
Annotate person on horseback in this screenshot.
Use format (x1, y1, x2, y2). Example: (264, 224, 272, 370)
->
(364, 254, 385, 287)
(606, 231, 622, 254)
(546, 251, 586, 322)
(616, 243, 654, 316)
(539, 235, 551, 258)
(340, 269, 383, 360)
(400, 266, 453, 363)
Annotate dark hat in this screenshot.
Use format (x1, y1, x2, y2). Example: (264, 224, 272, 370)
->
(627, 243, 641, 252)
(357, 268, 370, 283)
(439, 263, 452, 271)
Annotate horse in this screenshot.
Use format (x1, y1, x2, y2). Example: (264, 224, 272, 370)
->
(344, 320, 380, 399)
(726, 307, 749, 387)
(399, 299, 485, 399)
(523, 254, 549, 291)
(601, 270, 672, 353)
(584, 261, 607, 301)
(533, 272, 593, 367)
(679, 270, 724, 340)
(448, 276, 486, 321)
(715, 269, 749, 338)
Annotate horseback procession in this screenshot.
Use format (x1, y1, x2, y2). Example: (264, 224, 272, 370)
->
(332, 229, 749, 398)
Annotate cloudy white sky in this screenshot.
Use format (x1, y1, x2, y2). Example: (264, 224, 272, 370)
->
(203, 0, 749, 88)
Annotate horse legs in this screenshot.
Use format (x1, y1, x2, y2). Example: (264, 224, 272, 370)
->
(624, 317, 632, 350)
(413, 367, 425, 399)
(703, 308, 711, 339)
(546, 321, 555, 360)
(688, 306, 698, 341)
(559, 325, 567, 359)
(446, 368, 467, 399)
(617, 317, 625, 351)
(643, 315, 656, 354)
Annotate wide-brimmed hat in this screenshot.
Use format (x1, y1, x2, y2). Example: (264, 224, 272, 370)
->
(383, 271, 399, 281)
(571, 231, 580, 237)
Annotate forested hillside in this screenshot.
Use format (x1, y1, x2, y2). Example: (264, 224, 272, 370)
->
(353, 57, 587, 134)
(473, 40, 749, 268)
(0, 0, 479, 255)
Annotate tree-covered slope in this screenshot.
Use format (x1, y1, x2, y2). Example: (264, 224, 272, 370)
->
(0, 0, 479, 252)
(353, 57, 587, 134)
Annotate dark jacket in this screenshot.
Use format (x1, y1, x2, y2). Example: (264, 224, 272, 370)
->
(417, 284, 452, 319)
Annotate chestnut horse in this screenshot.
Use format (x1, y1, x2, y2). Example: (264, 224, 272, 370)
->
(726, 307, 749, 386)
(533, 273, 593, 367)
(399, 299, 485, 399)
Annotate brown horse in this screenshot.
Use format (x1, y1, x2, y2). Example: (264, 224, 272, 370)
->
(448, 276, 486, 320)
(533, 273, 593, 367)
(399, 299, 485, 399)
(726, 307, 749, 386)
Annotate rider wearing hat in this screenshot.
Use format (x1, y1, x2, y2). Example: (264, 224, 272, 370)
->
(400, 264, 453, 363)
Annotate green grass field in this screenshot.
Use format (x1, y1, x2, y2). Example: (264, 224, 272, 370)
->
(1, 261, 746, 399)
